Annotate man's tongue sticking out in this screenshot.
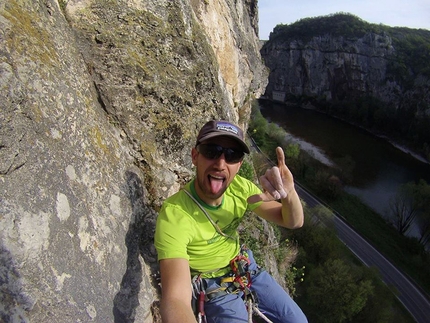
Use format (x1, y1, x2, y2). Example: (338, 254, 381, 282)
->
(209, 175, 224, 195)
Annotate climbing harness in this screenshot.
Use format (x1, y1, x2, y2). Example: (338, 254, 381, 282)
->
(191, 250, 273, 323)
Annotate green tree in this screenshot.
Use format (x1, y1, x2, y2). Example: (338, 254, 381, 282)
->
(266, 122, 286, 144)
(305, 259, 373, 323)
(284, 143, 300, 159)
(353, 267, 400, 323)
(249, 102, 268, 147)
(291, 218, 345, 265)
(238, 160, 255, 181)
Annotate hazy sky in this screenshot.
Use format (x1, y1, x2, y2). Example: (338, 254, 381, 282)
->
(258, 0, 430, 39)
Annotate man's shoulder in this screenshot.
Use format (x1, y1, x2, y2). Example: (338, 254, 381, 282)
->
(225, 175, 261, 202)
(160, 182, 195, 213)
(230, 175, 258, 191)
(163, 180, 191, 200)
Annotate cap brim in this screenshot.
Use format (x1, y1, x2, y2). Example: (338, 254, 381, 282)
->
(197, 133, 250, 154)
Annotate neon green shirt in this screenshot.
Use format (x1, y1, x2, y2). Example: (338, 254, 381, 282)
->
(154, 175, 262, 277)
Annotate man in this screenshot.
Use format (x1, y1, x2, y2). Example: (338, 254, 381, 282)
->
(155, 120, 307, 323)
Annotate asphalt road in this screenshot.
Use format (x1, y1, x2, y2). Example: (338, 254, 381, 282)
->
(295, 183, 430, 323)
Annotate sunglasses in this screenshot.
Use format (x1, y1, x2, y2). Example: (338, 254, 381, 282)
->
(196, 144, 245, 164)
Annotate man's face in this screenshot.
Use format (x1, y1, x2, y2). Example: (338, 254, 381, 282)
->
(192, 136, 243, 206)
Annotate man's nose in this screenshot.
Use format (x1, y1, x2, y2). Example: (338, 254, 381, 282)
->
(213, 152, 227, 167)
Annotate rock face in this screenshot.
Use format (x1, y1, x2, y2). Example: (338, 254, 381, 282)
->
(0, 0, 266, 322)
(261, 29, 430, 111)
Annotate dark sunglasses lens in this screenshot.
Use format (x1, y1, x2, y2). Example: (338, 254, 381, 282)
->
(198, 144, 223, 160)
(198, 144, 244, 163)
(224, 148, 244, 163)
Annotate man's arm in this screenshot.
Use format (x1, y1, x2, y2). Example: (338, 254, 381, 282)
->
(248, 147, 304, 229)
(252, 189, 303, 229)
(159, 258, 196, 323)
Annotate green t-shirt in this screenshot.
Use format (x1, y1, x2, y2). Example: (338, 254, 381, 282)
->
(154, 175, 262, 277)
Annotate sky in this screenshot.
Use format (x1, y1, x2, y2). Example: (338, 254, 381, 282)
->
(258, 0, 430, 39)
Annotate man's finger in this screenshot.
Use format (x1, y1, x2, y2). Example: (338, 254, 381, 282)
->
(259, 171, 287, 200)
(267, 167, 284, 193)
(276, 147, 286, 168)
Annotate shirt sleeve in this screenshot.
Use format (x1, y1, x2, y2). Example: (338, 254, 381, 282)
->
(247, 181, 263, 211)
(231, 175, 263, 211)
(154, 202, 196, 261)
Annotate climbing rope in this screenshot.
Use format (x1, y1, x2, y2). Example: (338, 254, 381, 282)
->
(242, 285, 273, 323)
(247, 297, 273, 323)
(247, 298, 253, 322)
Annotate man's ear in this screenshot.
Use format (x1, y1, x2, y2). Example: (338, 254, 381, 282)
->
(191, 147, 198, 166)
(235, 160, 243, 173)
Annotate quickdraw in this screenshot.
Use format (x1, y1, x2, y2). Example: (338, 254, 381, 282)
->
(230, 254, 252, 292)
(192, 274, 207, 323)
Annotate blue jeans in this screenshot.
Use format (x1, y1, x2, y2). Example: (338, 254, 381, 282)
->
(202, 250, 308, 323)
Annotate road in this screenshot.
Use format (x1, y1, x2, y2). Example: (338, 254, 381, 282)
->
(295, 183, 430, 323)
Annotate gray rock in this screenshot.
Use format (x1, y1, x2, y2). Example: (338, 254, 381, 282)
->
(0, 0, 266, 322)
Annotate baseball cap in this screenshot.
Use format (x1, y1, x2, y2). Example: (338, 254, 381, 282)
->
(196, 120, 250, 154)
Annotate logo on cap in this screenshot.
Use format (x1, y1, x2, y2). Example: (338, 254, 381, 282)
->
(216, 122, 240, 137)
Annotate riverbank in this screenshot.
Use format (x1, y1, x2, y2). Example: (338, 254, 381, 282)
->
(385, 138, 430, 165)
(259, 97, 430, 166)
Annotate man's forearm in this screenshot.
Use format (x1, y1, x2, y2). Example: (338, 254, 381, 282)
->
(160, 297, 196, 323)
(281, 189, 304, 229)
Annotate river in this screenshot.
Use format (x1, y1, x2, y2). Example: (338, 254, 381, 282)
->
(258, 99, 430, 237)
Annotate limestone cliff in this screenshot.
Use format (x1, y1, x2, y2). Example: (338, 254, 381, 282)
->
(261, 32, 399, 102)
(260, 15, 430, 113)
(0, 0, 267, 322)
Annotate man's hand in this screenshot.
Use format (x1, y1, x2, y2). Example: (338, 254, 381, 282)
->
(248, 147, 295, 203)
(247, 147, 303, 229)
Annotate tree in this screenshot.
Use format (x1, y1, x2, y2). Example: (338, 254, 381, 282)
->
(238, 160, 255, 182)
(292, 220, 345, 265)
(249, 102, 268, 147)
(390, 180, 430, 245)
(417, 214, 430, 246)
(305, 259, 373, 323)
(353, 268, 398, 323)
(284, 142, 300, 160)
(388, 182, 419, 235)
(267, 122, 286, 145)
(414, 179, 430, 246)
